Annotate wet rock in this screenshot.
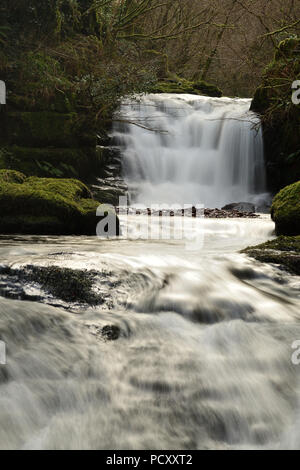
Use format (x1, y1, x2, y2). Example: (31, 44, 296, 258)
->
(204, 208, 259, 218)
(116, 206, 260, 219)
(271, 181, 300, 236)
(0, 265, 103, 305)
(222, 202, 255, 213)
(102, 325, 121, 341)
(242, 236, 300, 275)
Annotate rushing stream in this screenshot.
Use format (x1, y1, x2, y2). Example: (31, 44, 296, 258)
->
(0, 95, 299, 450)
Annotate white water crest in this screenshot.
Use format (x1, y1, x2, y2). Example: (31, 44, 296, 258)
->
(113, 94, 270, 208)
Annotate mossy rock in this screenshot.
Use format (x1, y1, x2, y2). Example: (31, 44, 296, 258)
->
(0, 169, 26, 184)
(242, 236, 300, 275)
(192, 81, 223, 97)
(271, 181, 300, 235)
(0, 265, 102, 305)
(250, 86, 270, 114)
(151, 78, 222, 97)
(0, 170, 119, 235)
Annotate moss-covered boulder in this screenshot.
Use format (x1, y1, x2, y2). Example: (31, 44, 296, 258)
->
(0, 170, 119, 235)
(271, 181, 300, 235)
(242, 236, 300, 275)
(151, 78, 222, 97)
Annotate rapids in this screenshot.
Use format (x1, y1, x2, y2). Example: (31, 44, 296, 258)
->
(0, 94, 299, 450)
(0, 216, 300, 450)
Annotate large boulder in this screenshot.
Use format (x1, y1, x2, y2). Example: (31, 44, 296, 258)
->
(0, 170, 119, 235)
(271, 181, 300, 235)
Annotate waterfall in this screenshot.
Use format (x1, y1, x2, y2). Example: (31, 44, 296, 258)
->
(113, 93, 269, 209)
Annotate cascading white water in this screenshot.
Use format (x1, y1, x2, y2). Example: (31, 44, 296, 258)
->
(113, 93, 270, 208)
(1, 94, 299, 451)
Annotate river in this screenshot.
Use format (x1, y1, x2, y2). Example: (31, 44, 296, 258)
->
(0, 94, 299, 450)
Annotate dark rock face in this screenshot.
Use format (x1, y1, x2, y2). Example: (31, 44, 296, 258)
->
(90, 146, 127, 206)
(0, 99, 125, 207)
(251, 38, 300, 193)
(222, 202, 256, 213)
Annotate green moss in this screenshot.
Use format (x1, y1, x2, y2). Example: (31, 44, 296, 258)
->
(271, 181, 300, 235)
(24, 266, 102, 305)
(242, 236, 300, 274)
(0, 169, 26, 184)
(3, 112, 79, 147)
(251, 38, 300, 191)
(0, 172, 119, 235)
(0, 145, 105, 180)
(1, 265, 102, 305)
(9, 91, 74, 114)
(151, 78, 222, 97)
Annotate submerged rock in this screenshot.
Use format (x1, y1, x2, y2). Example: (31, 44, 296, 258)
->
(0, 265, 103, 305)
(102, 325, 121, 341)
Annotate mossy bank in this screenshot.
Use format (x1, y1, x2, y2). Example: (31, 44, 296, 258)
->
(0, 170, 119, 235)
(151, 78, 222, 97)
(243, 180, 300, 274)
(242, 236, 300, 275)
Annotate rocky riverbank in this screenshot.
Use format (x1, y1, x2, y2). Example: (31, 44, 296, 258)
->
(116, 206, 260, 218)
(242, 236, 300, 275)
